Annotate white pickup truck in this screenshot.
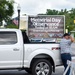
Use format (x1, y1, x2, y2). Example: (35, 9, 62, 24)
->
(0, 29, 74, 75)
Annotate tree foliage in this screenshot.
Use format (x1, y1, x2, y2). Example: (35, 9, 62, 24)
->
(0, 0, 14, 25)
(39, 8, 75, 32)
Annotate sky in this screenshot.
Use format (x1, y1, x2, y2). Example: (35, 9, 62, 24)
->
(13, 0, 75, 17)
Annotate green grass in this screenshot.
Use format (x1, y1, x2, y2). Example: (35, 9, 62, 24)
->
(6, 24, 18, 29)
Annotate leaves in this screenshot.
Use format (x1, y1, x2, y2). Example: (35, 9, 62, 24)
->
(45, 8, 75, 32)
(0, 0, 14, 25)
(46, 9, 59, 15)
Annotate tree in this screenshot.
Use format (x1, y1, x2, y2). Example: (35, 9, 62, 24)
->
(43, 8, 75, 32)
(46, 9, 59, 15)
(0, 0, 14, 25)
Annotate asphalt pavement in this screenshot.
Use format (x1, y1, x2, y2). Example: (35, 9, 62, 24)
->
(52, 66, 64, 75)
(0, 67, 64, 75)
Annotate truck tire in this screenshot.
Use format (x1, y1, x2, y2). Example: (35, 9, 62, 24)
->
(32, 59, 52, 75)
(25, 68, 31, 73)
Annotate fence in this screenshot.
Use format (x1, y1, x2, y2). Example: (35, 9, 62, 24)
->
(63, 60, 75, 75)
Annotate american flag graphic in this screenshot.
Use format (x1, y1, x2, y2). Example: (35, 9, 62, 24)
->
(12, 17, 18, 26)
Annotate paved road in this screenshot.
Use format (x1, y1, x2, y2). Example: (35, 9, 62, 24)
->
(52, 66, 64, 75)
(0, 66, 64, 75)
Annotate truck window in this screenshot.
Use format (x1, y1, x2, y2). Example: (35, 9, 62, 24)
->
(22, 32, 30, 43)
(0, 32, 17, 45)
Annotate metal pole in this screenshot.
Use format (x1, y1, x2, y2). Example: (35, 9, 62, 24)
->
(18, 9, 20, 29)
(17, 4, 21, 29)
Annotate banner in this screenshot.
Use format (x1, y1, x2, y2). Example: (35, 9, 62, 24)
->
(28, 15, 65, 41)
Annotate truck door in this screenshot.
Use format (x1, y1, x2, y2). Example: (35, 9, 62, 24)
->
(0, 31, 22, 68)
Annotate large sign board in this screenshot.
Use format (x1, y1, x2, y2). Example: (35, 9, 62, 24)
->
(28, 15, 65, 41)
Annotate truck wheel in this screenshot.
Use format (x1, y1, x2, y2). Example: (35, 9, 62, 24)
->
(32, 59, 52, 75)
(25, 68, 31, 73)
